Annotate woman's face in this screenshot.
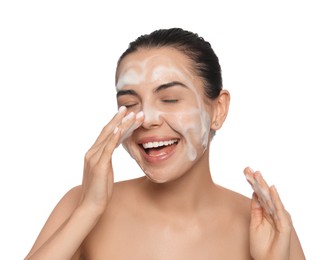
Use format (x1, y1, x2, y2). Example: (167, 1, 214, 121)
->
(116, 47, 214, 183)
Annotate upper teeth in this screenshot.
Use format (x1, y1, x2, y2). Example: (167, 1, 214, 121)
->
(142, 140, 178, 149)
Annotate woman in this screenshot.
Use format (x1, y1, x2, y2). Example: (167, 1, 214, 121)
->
(26, 28, 305, 259)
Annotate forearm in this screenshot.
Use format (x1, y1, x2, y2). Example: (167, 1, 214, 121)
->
(289, 228, 306, 260)
(25, 207, 100, 260)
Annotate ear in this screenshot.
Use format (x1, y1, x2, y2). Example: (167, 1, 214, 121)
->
(211, 90, 230, 130)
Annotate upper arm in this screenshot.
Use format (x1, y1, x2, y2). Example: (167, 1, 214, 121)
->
(26, 185, 82, 257)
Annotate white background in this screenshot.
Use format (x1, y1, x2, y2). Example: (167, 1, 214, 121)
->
(1, 0, 335, 259)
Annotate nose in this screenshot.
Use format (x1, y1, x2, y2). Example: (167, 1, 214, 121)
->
(141, 103, 163, 129)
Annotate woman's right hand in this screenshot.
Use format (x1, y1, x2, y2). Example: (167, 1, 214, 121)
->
(78, 106, 144, 215)
(24, 107, 144, 259)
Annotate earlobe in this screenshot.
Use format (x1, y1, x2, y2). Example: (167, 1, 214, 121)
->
(211, 90, 230, 130)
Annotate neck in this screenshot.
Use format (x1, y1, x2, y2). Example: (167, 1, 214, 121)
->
(141, 149, 216, 214)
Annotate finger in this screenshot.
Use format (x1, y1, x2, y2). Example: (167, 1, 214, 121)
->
(118, 111, 144, 145)
(243, 167, 254, 186)
(99, 126, 122, 165)
(82, 119, 126, 204)
(98, 110, 143, 163)
(250, 192, 264, 228)
(100, 110, 144, 155)
(244, 167, 276, 217)
(96, 112, 135, 162)
(270, 185, 285, 211)
(86, 107, 130, 158)
(253, 172, 276, 216)
(92, 111, 136, 159)
(254, 171, 270, 190)
(91, 106, 127, 148)
(270, 185, 292, 231)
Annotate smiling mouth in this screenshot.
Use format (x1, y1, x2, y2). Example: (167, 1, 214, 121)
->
(140, 139, 179, 157)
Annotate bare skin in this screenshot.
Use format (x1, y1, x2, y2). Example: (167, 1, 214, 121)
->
(25, 47, 305, 260)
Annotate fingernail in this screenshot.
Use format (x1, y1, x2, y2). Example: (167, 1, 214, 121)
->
(244, 167, 254, 175)
(118, 106, 126, 113)
(122, 112, 135, 123)
(271, 185, 278, 194)
(136, 111, 144, 119)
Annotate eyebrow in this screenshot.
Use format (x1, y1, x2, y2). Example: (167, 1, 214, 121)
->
(116, 89, 139, 98)
(154, 81, 188, 93)
(116, 81, 188, 98)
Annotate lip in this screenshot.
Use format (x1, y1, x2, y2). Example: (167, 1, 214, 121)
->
(137, 136, 180, 163)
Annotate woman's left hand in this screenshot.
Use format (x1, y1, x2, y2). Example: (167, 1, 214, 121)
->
(244, 167, 293, 260)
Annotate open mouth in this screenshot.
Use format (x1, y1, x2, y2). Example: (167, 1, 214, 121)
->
(140, 139, 179, 157)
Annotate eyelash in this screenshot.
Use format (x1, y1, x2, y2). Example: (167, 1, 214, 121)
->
(123, 103, 138, 108)
(120, 99, 179, 109)
(162, 99, 178, 103)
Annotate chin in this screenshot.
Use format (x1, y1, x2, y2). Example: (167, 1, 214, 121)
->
(144, 170, 170, 184)
(141, 167, 180, 184)
(145, 174, 169, 184)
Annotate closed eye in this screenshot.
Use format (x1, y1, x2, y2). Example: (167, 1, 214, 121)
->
(122, 103, 139, 108)
(162, 99, 178, 103)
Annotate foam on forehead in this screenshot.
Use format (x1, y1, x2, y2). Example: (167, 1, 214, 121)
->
(116, 53, 195, 90)
(116, 68, 143, 90)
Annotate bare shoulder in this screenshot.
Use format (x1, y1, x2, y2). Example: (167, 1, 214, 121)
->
(41, 185, 83, 232)
(204, 185, 252, 259)
(214, 184, 251, 214)
(49, 185, 83, 216)
(57, 185, 82, 206)
(211, 184, 252, 235)
(26, 185, 82, 256)
(39, 185, 83, 230)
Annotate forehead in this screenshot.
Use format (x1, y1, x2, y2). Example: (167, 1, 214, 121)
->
(116, 47, 196, 87)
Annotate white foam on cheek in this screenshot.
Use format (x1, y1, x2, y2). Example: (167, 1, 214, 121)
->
(198, 108, 211, 149)
(164, 112, 197, 160)
(164, 108, 210, 161)
(186, 86, 211, 158)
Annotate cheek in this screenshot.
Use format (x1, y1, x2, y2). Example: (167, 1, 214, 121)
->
(164, 109, 211, 144)
(164, 109, 210, 161)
